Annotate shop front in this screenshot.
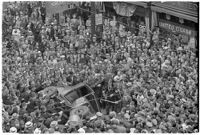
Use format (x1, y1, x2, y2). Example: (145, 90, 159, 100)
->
(159, 19, 197, 44)
(151, 2, 198, 47)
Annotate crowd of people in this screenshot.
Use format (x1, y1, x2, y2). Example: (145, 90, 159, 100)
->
(2, 1, 198, 133)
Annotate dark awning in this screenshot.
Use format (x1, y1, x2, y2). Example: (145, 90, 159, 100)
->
(151, 2, 198, 23)
(128, 2, 148, 8)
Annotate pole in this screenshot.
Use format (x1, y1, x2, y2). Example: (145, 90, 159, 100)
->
(148, 2, 152, 32)
(91, 2, 96, 38)
(148, 2, 152, 48)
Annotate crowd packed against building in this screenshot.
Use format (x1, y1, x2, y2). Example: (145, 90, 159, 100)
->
(2, 1, 198, 133)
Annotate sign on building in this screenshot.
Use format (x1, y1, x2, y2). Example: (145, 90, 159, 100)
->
(159, 19, 196, 36)
(95, 13, 103, 25)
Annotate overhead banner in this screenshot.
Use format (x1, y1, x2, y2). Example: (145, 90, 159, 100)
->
(45, 2, 79, 15)
(159, 19, 196, 36)
(113, 2, 137, 17)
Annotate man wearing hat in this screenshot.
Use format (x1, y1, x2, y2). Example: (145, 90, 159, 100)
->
(10, 127, 17, 133)
(24, 121, 34, 133)
(34, 128, 42, 134)
(78, 128, 85, 133)
(12, 26, 21, 43)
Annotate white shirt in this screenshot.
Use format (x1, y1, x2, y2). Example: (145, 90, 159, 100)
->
(12, 29, 21, 42)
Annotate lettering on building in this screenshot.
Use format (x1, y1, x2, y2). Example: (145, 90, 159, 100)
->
(159, 21, 193, 36)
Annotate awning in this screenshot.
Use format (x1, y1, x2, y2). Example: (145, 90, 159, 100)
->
(152, 2, 198, 17)
(134, 6, 146, 17)
(151, 5, 198, 23)
(128, 2, 148, 8)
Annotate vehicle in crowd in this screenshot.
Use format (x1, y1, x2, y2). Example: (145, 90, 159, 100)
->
(38, 83, 101, 127)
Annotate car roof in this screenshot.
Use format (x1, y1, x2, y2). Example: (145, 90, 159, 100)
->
(58, 83, 87, 96)
(39, 83, 92, 97)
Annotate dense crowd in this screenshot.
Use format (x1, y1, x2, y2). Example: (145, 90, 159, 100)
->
(2, 1, 198, 133)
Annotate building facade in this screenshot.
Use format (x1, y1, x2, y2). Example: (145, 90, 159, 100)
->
(109, 2, 198, 45)
(151, 2, 198, 44)
(45, 1, 198, 45)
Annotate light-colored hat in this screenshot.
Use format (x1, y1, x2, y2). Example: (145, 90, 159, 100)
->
(111, 118, 120, 125)
(164, 59, 170, 64)
(155, 129, 162, 133)
(163, 46, 169, 50)
(167, 38, 171, 41)
(141, 129, 148, 133)
(182, 123, 188, 130)
(146, 121, 153, 127)
(113, 76, 120, 82)
(159, 124, 166, 130)
(90, 115, 97, 120)
(152, 119, 157, 126)
(48, 128, 55, 133)
(97, 84, 101, 87)
(168, 115, 176, 121)
(34, 128, 41, 134)
(150, 89, 156, 95)
(177, 47, 183, 51)
(50, 121, 58, 128)
(10, 127, 17, 133)
(12, 113, 19, 118)
(96, 112, 103, 117)
(25, 121, 33, 128)
(124, 113, 130, 119)
(130, 128, 136, 133)
(127, 82, 132, 86)
(78, 128, 85, 133)
(109, 111, 117, 118)
(107, 129, 114, 133)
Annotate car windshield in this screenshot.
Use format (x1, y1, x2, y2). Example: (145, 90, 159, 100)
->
(65, 90, 80, 103)
(64, 86, 92, 103)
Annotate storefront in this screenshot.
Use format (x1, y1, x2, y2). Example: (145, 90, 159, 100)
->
(158, 14, 197, 44)
(151, 2, 198, 46)
(159, 18, 197, 44)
